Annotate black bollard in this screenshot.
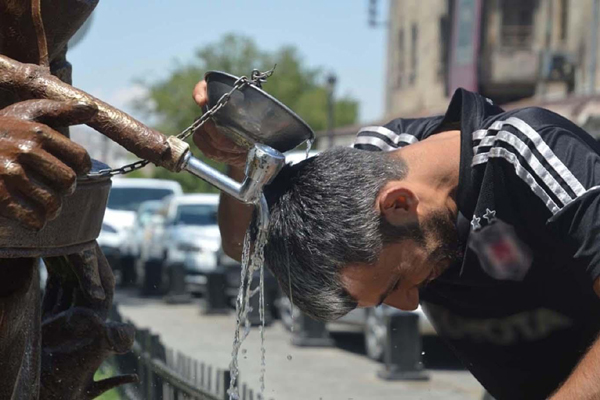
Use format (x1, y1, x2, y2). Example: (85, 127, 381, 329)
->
(140, 259, 164, 296)
(164, 262, 192, 304)
(377, 312, 429, 381)
(202, 267, 230, 315)
(291, 312, 335, 347)
(119, 254, 137, 287)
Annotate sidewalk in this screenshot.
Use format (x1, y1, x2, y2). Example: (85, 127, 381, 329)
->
(114, 290, 485, 400)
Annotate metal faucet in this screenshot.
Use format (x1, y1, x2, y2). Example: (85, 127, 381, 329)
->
(181, 143, 286, 230)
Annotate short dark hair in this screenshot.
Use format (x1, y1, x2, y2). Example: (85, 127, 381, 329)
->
(263, 147, 408, 321)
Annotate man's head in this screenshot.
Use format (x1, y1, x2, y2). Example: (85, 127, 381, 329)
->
(263, 146, 460, 321)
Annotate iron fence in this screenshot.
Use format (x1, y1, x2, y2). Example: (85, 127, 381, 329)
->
(108, 304, 268, 400)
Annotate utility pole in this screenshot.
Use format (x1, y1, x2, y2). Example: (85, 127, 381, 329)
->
(367, 0, 387, 28)
(326, 73, 337, 149)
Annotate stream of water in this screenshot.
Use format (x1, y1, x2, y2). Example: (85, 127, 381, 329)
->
(227, 213, 269, 399)
(227, 139, 314, 398)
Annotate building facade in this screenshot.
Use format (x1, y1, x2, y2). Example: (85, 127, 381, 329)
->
(318, 0, 600, 148)
(385, 0, 600, 118)
(384, 0, 452, 117)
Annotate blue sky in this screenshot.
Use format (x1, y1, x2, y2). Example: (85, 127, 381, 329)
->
(68, 0, 389, 125)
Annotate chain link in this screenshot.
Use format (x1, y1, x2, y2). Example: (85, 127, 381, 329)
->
(86, 67, 276, 179)
(85, 159, 150, 178)
(175, 67, 276, 142)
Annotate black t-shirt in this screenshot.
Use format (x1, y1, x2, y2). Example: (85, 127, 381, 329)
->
(354, 89, 600, 400)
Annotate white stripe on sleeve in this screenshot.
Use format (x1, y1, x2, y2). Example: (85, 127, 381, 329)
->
(503, 117, 586, 197)
(473, 147, 561, 214)
(474, 130, 573, 206)
(354, 135, 398, 151)
(357, 126, 418, 146)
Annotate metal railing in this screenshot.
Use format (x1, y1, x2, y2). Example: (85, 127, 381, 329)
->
(108, 304, 270, 400)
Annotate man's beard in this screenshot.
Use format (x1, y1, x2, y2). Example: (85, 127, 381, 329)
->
(380, 210, 462, 274)
(422, 210, 462, 272)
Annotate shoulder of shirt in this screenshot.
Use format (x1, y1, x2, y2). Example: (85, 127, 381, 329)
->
(353, 115, 444, 152)
(471, 106, 597, 216)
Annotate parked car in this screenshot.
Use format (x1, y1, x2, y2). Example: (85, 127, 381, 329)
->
(129, 200, 164, 282)
(98, 218, 126, 271)
(99, 178, 183, 285)
(137, 194, 221, 295)
(276, 298, 436, 361)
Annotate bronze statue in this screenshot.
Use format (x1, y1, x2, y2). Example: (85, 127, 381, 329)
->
(0, 1, 185, 398)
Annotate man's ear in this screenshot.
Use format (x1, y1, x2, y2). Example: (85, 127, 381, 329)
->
(378, 185, 419, 226)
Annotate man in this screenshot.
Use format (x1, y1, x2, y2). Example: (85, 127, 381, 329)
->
(194, 81, 600, 400)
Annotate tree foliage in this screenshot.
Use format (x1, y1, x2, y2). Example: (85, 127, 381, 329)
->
(131, 33, 358, 193)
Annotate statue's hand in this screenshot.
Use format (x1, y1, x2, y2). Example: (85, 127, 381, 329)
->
(0, 99, 95, 230)
(40, 307, 137, 400)
(41, 243, 137, 400)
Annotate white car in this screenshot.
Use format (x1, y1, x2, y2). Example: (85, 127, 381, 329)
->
(138, 193, 220, 295)
(99, 178, 183, 285)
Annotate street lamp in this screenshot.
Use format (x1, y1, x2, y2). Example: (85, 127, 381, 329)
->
(326, 73, 337, 148)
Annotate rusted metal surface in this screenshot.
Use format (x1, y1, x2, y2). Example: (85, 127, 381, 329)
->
(0, 99, 94, 231)
(0, 55, 188, 171)
(0, 0, 143, 398)
(0, 258, 42, 400)
(41, 243, 138, 399)
(0, 161, 111, 258)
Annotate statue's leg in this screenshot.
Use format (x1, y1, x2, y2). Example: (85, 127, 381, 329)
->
(0, 258, 41, 400)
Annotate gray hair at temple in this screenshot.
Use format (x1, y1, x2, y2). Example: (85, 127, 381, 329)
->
(262, 146, 408, 321)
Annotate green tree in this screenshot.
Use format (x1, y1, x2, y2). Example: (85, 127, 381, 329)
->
(132, 33, 358, 193)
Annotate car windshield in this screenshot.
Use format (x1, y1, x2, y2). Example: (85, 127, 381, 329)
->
(107, 188, 174, 212)
(174, 204, 217, 226)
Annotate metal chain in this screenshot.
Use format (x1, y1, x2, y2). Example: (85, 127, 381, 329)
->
(175, 67, 275, 142)
(86, 67, 276, 179)
(85, 159, 151, 178)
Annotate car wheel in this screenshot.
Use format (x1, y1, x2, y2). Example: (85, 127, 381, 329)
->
(365, 307, 387, 361)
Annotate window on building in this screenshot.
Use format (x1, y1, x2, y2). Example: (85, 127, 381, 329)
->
(501, 0, 535, 48)
(395, 28, 405, 88)
(410, 24, 418, 84)
(559, 0, 569, 43)
(438, 15, 450, 86)
(455, 0, 477, 66)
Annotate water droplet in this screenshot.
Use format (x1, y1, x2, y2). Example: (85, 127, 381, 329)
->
(421, 351, 426, 355)
(305, 138, 314, 159)
(287, 354, 292, 361)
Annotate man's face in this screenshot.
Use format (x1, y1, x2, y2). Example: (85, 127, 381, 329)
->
(341, 210, 460, 311)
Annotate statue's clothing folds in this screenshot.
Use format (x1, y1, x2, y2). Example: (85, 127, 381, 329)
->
(0, 2, 137, 399)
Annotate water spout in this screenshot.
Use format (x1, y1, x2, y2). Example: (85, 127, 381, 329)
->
(182, 143, 285, 206)
(257, 194, 270, 233)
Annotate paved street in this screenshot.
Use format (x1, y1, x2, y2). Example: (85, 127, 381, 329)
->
(114, 289, 485, 400)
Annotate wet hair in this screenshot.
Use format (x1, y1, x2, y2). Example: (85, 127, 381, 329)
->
(262, 147, 408, 321)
